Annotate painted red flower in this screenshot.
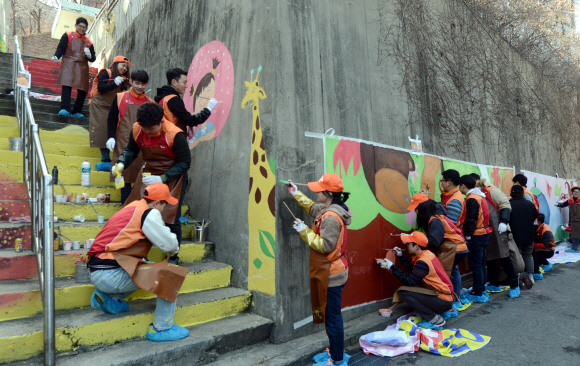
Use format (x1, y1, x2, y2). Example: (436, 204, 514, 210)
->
(491, 167, 501, 188)
(333, 139, 361, 177)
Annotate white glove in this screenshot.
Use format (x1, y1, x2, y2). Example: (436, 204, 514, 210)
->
(141, 258, 154, 264)
(84, 47, 91, 58)
(393, 247, 403, 257)
(51, 56, 58, 63)
(142, 175, 163, 185)
(112, 162, 124, 175)
(465, 236, 471, 241)
(114, 76, 124, 86)
(287, 180, 298, 196)
(293, 220, 307, 233)
(206, 98, 218, 112)
(381, 259, 393, 270)
(498, 223, 507, 234)
(106, 138, 116, 152)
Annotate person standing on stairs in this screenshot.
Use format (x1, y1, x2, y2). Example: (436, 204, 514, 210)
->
(91, 56, 132, 172)
(106, 69, 152, 203)
(286, 174, 352, 366)
(52, 17, 96, 118)
(111, 102, 189, 265)
(555, 186, 580, 253)
(87, 182, 189, 342)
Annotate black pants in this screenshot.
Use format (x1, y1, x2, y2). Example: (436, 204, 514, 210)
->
(534, 250, 554, 273)
(398, 290, 453, 321)
(60, 86, 87, 114)
(167, 173, 188, 261)
(487, 256, 519, 289)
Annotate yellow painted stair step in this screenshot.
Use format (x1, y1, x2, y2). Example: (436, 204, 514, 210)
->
(0, 287, 251, 364)
(52, 203, 190, 221)
(0, 165, 114, 186)
(0, 150, 101, 169)
(0, 261, 233, 322)
(0, 138, 101, 158)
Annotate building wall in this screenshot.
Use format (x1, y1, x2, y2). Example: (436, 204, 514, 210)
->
(19, 32, 59, 59)
(99, 0, 574, 342)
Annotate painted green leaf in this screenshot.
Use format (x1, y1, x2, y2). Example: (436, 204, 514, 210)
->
(533, 177, 537, 186)
(253, 258, 263, 269)
(555, 184, 561, 197)
(258, 230, 275, 259)
(269, 155, 276, 174)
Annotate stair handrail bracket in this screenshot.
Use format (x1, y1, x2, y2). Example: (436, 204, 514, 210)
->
(12, 35, 56, 366)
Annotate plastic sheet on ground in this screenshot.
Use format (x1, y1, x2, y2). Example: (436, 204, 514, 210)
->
(359, 313, 490, 358)
(548, 244, 580, 264)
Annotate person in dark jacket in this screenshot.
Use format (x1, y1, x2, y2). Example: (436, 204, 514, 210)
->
(509, 185, 538, 289)
(52, 17, 96, 118)
(532, 213, 555, 278)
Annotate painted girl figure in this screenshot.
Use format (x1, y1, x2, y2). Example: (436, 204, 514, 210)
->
(188, 58, 219, 149)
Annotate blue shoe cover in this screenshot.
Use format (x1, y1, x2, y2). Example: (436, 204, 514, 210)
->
(90, 289, 129, 314)
(565, 249, 580, 253)
(508, 287, 520, 298)
(416, 320, 443, 330)
(313, 351, 351, 364)
(146, 324, 189, 342)
(71, 113, 85, 118)
(440, 309, 458, 320)
(483, 291, 490, 299)
(459, 295, 471, 305)
(314, 359, 349, 366)
(95, 161, 111, 172)
(58, 109, 71, 117)
(542, 263, 553, 272)
(533, 273, 543, 280)
(466, 293, 489, 303)
(485, 285, 502, 293)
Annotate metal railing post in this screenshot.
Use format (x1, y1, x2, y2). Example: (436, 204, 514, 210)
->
(43, 174, 55, 366)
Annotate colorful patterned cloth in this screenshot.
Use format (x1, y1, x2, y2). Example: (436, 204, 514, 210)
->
(548, 244, 580, 264)
(360, 313, 490, 358)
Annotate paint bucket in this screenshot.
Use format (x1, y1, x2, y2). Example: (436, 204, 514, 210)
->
(379, 309, 393, 318)
(75, 259, 90, 283)
(9, 137, 22, 152)
(193, 226, 208, 242)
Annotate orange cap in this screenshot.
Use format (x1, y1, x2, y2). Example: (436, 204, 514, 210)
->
(143, 183, 178, 205)
(401, 231, 429, 248)
(572, 186, 580, 192)
(113, 55, 134, 66)
(405, 193, 429, 211)
(308, 173, 344, 193)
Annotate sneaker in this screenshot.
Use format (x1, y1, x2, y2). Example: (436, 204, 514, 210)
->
(542, 263, 553, 272)
(508, 287, 520, 298)
(58, 109, 71, 117)
(466, 293, 489, 303)
(146, 324, 189, 342)
(71, 113, 85, 118)
(485, 285, 503, 293)
(533, 273, 543, 280)
(520, 272, 533, 289)
(95, 161, 111, 172)
(90, 289, 129, 314)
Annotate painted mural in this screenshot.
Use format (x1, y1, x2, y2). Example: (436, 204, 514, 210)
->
(242, 66, 276, 295)
(521, 170, 576, 242)
(184, 41, 234, 150)
(324, 136, 514, 308)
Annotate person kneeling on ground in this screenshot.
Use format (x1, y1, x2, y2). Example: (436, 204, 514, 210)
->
(87, 183, 189, 341)
(533, 213, 555, 278)
(380, 231, 455, 330)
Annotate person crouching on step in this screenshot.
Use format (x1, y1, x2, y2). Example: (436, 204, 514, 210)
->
(286, 173, 352, 366)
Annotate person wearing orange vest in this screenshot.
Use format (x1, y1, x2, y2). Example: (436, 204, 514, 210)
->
(112, 102, 190, 264)
(555, 186, 580, 253)
(407, 193, 467, 308)
(52, 17, 96, 118)
(286, 174, 352, 366)
(512, 174, 540, 211)
(458, 175, 493, 303)
(87, 183, 189, 341)
(380, 231, 454, 330)
(105, 70, 153, 203)
(439, 169, 464, 226)
(532, 213, 555, 279)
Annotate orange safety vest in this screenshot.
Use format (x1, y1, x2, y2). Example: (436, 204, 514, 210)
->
(523, 187, 540, 211)
(132, 118, 180, 158)
(411, 250, 454, 302)
(158, 95, 180, 126)
(88, 69, 112, 98)
(88, 199, 149, 260)
(429, 214, 468, 252)
(459, 193, 493, 236)
(313, 211, 348, 276)
(534, 224, 555, 251)
(117, 90, 152, 124)
(440, 188, 465, 226)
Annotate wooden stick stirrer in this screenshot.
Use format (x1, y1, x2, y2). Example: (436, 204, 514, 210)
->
(283, 202, 298, 220)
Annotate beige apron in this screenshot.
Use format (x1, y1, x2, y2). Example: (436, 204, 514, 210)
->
(309, 248, 331, 325)
(110, 102, 144, 184)
(112, 240, 187, 302)
(56, 36, 90, 92)
(393, 284, 443, 303)
(433, 239, 456, 277)
(89, 75, 121, 148)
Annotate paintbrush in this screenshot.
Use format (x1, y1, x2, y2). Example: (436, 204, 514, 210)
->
(58, 179, 69, 197)
(86, 199, 100, 217)
(279, 180, 309, 186)
(283, 202, 298, 220)
(197, 96, 223, 103)
(384, 248, 407, 251)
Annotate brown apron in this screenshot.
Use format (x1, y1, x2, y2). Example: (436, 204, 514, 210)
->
(123, 142, 183, 224)
(433, 239, 457, 277)
(309, 248, 331, 324)
(110, 103, 144, 184)
(393, 284, 443, 303)
(570, 203, 580, 239)
(486, 202, 511, 261)
(112, 239, 188, 302)
(56, 36, 90, 92)
(89, 80, 121, 148)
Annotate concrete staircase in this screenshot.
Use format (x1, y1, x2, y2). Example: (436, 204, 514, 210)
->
(0, 52, 272, 365)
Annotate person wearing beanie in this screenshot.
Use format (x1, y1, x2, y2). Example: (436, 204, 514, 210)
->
(510, 185, 539, 289)
(286, 173, 352, 366)
(380, 231, 454, 330)
(555, 186, 580, 253)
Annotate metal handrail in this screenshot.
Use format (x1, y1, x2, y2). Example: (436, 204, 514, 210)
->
(12, 35, 55, 366)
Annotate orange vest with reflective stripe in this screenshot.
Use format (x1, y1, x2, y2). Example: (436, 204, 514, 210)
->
(429, 215, 468, 252)
(314, 211, 348, 275)
(440, 188, 464, 226)
(132, 118, 180, 158)
(459, 193, 493, 236)
(534, 224, 555, 251)
(412, 250, 453, 301)
(524, 187, 540, 210)
(88, 199, 149, 260)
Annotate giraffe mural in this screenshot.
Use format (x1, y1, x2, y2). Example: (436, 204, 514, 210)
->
(241, 66, 276, 295)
